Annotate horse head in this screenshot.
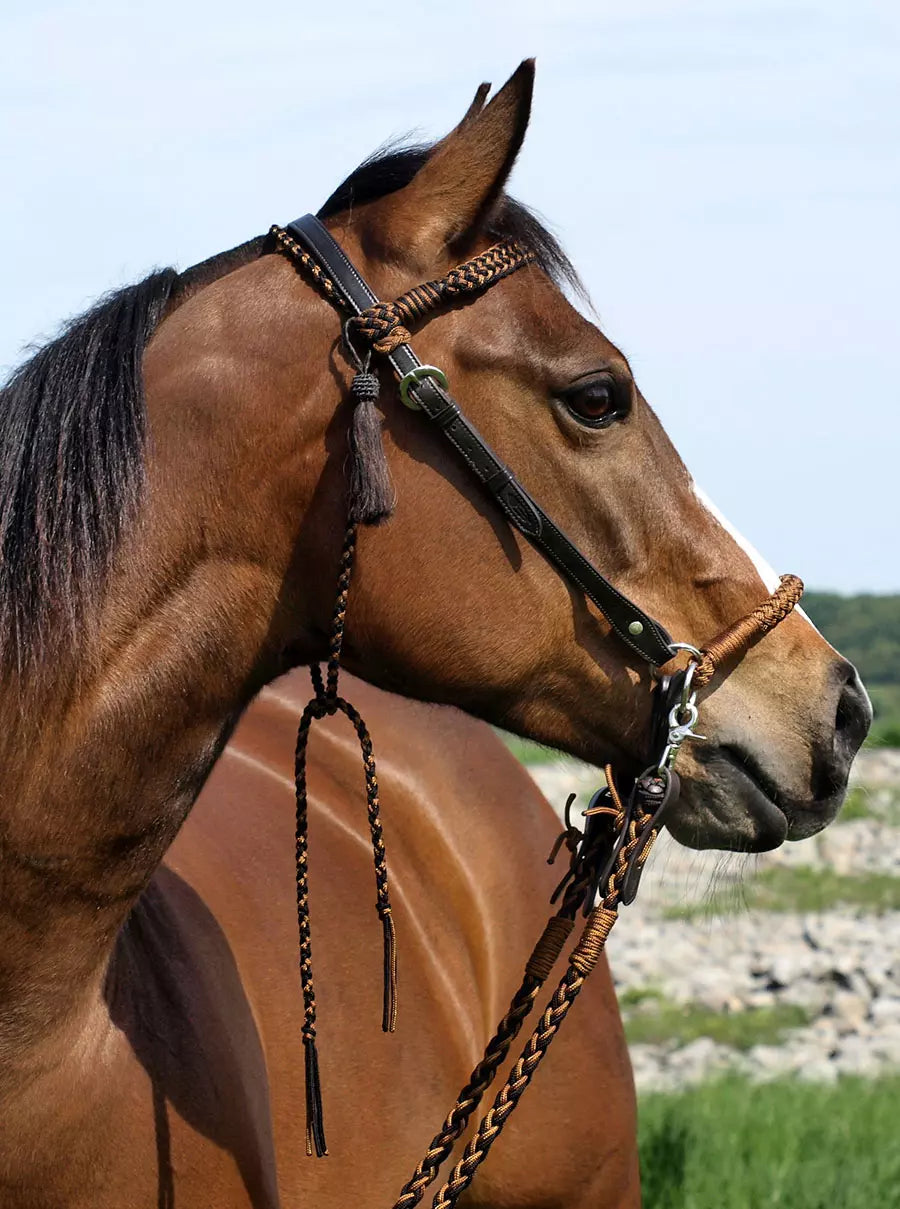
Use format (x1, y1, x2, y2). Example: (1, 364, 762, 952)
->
(138, 61, 869, 853)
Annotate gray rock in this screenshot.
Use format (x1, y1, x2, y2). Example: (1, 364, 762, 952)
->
(828, 991, 870, 1031)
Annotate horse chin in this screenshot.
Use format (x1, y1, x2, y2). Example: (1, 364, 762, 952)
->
(665, 782, 788, 853)
(663, 744, 844, 853)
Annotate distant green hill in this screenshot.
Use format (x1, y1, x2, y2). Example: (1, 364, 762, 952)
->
(803, 592, 900, 746)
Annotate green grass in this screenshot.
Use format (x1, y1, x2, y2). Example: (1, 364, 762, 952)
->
(837, 784, 900, 825)
(619, 985, 666, 1010)
(495, 730, 561, 766)
(838, 786, 880, 822)
(624, 998, 810, 1050)
(868, 684, 900, 748)
(639, 1075, 900, 1208)
(665, 865, 900, 920)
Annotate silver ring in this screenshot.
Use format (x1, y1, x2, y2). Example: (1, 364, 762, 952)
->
(398, 364, 448, 411)
(667, 642, 703, 661)
(651, 641, 703, 680)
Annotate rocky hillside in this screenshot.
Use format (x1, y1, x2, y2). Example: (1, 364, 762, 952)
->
(530, 750, 900, 1090)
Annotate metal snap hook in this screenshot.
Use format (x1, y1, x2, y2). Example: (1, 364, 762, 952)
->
(678, 659, 700, 714)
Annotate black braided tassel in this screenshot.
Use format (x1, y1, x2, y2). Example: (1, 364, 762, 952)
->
(348, 370, 394, 526)
(380, 906, 399, 1034)
(303, 1035, 328, 1158)
(293, 523, 399, 1157)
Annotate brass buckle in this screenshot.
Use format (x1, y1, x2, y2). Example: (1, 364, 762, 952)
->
(398, 364, 448, 411)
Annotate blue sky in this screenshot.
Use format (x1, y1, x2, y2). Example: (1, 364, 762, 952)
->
(1, 1, 897, 592)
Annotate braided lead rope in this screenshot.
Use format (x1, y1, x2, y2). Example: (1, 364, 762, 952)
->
(411, 578, 806, 1204)
(294, 520, 398, 1158)
(430, 804, 656, 1209)
(391, 970, 547, 1209)
(390, 797, 617, 1209)
(693, 574, 804, 687)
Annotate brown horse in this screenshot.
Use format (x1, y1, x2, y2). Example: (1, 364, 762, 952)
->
(0, 60, 869, 1207)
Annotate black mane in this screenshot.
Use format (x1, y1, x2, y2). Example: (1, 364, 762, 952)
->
(0, 270, 177, 670)
(319, 143, 582, 292)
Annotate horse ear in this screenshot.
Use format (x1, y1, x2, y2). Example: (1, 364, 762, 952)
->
(459, 81, 491, 127)
(370, 60, 535, 263)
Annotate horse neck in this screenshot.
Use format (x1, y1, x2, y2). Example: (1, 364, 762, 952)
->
(0, 606, 271, 1061)
(0, 257, 338, 1061)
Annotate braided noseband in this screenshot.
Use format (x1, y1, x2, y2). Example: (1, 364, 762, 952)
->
(694, 573, 804, 687)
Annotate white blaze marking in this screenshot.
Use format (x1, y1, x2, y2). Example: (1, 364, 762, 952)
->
(692, 482, 779, 591)
(692, 482, 819, 633)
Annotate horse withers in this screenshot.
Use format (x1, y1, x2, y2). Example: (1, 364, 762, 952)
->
(0, 60, 869, 1207)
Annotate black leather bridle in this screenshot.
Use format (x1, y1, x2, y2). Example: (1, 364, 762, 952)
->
(284, 214, 676, 669)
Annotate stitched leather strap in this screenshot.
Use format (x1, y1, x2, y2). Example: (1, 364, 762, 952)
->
(285, 215, 674, 667)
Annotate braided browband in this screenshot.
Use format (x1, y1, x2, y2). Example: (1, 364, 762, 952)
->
(270, 225, 535, 353)
(349, 242, 536, 353)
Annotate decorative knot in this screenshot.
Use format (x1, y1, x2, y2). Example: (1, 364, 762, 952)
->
(307, 695, 338, 721)
(569, 907, 618, 977)
(343, 239, 536, 360)
(350, 371, 380, 404)
(373, 326, 411, 354)
(525, 915, 575, 982)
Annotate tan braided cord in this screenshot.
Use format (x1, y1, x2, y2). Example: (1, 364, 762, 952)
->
(389, 809, 616, 1209)
(348, 241, 536, 353)
(429, 805, 657, 1209)
(270, 225, 534, 353)
(693, 574, 804, 687)
(270, 225, 345, 307)
(390, 972, 547, 1209)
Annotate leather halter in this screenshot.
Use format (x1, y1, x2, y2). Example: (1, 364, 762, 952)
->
(282, 214, 675, 667)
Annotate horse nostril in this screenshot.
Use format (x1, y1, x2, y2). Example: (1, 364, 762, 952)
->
(834, 666, 872, 754)
(811, 664, 872, 802)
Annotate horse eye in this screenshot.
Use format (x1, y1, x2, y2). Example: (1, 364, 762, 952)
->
(559, 376, 624, 429)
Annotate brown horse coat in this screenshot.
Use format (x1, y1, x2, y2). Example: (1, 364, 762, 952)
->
(99, 671, 639, 1209)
